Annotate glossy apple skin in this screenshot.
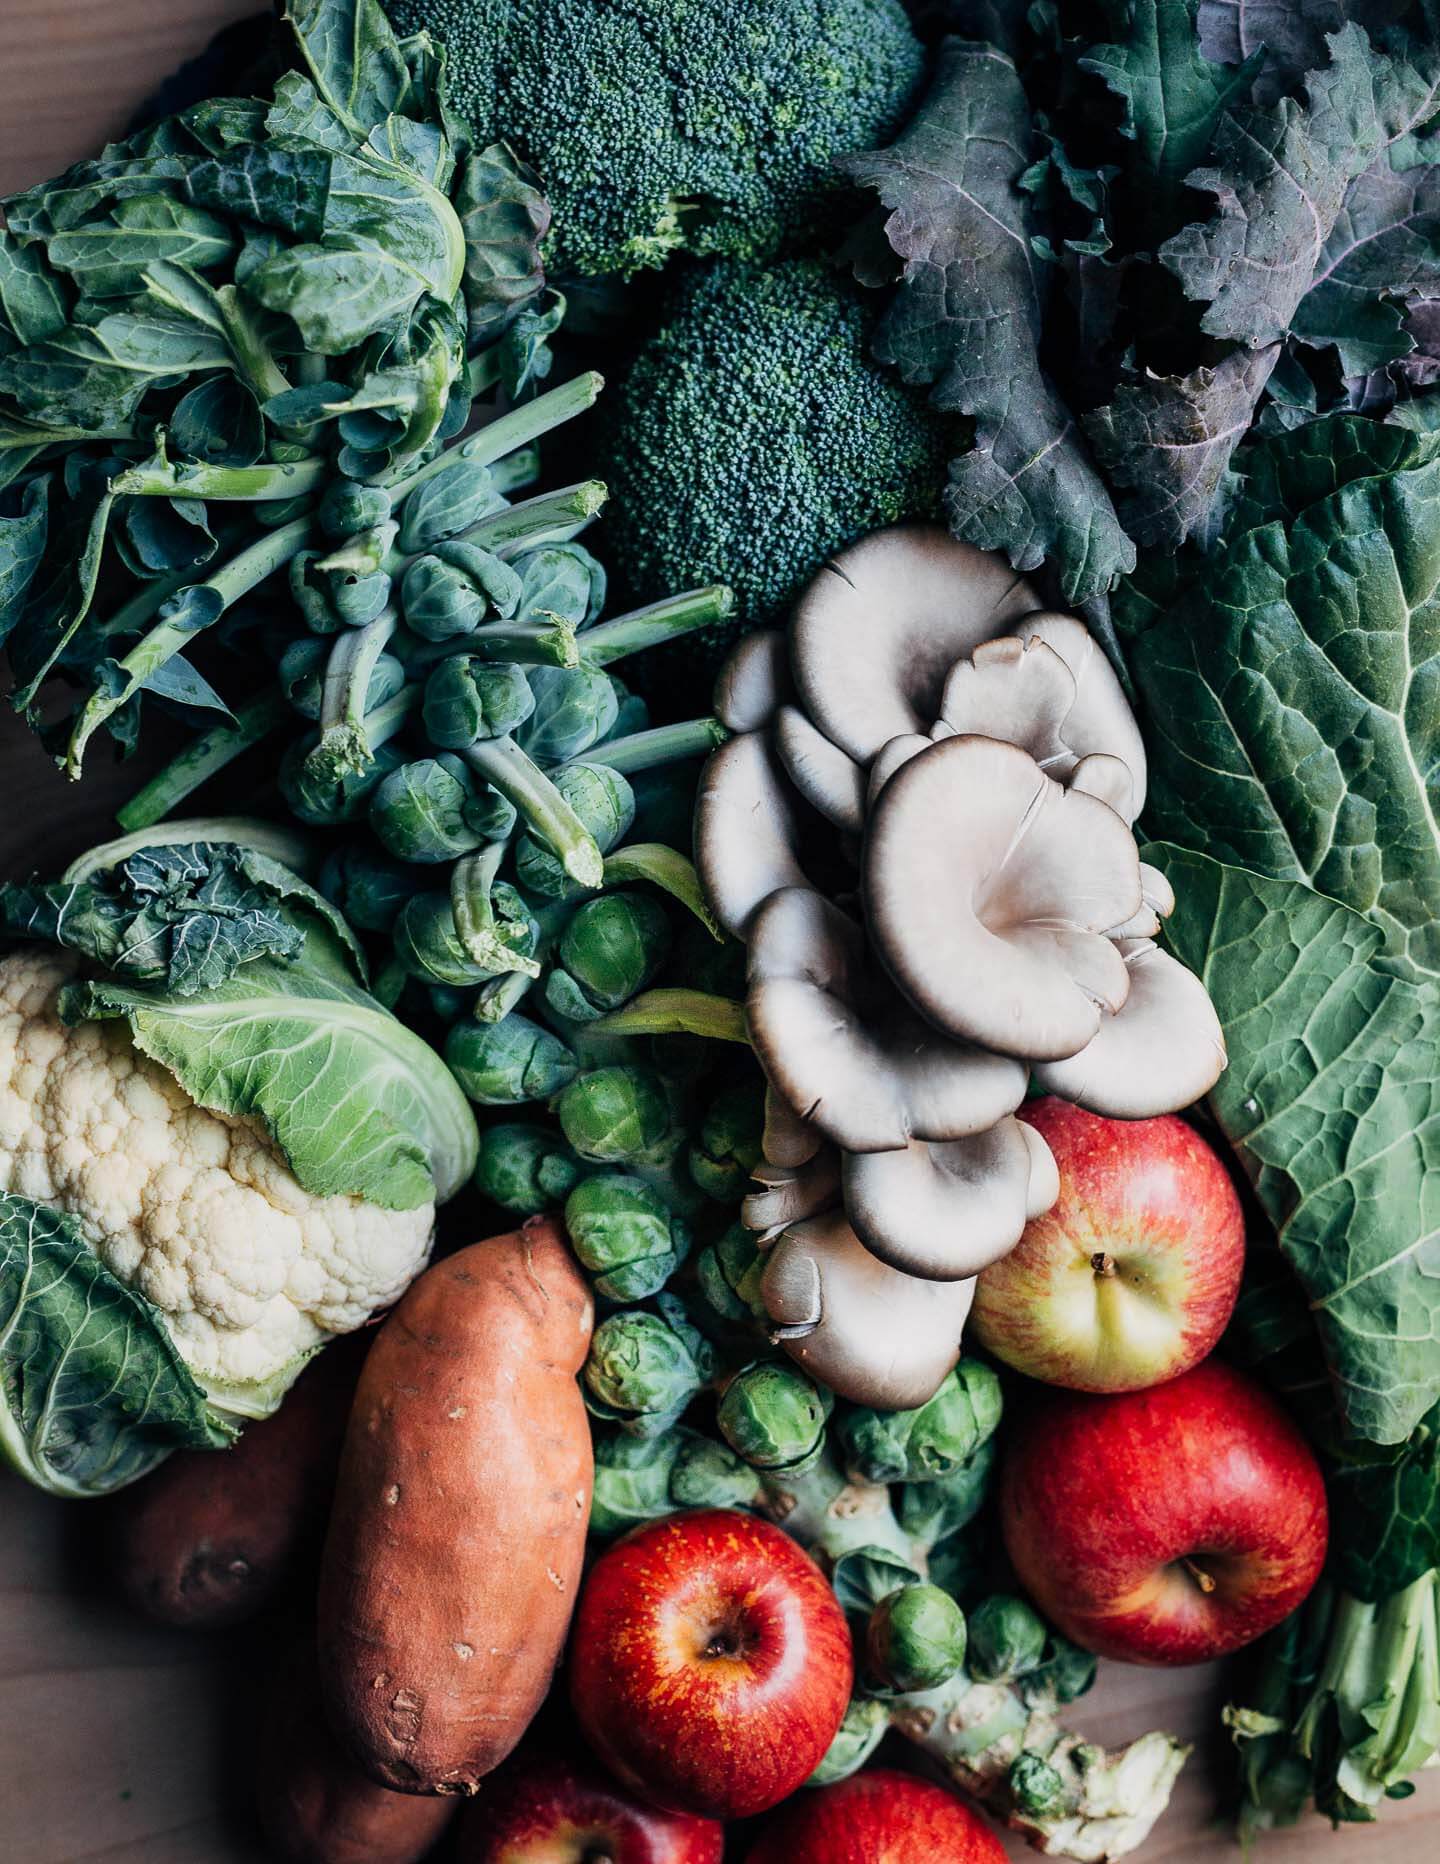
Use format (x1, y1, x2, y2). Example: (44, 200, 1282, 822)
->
(458, 1749, 722, 1863)
(973, 1099, 1245, 1392)
(1001, 1359, 1327, 1665)
(569, 1508, 853, 1820)
(745, 1768, 1007, 1863)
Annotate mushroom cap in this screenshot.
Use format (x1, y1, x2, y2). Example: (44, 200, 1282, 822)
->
(1068, 752, 1137, 822)
(762, 1211, 975, 1409)
(743, 1145, 841, 1238)
(761, 1082, 824, 1170)
(714, 629, 792, 732)
(773, 705, 866, 833)
(936, 635, 1076, 769)
(1106, 861, 1178, 940)
(864, 736, 1142, 1062)
(747, 887, 1029, 1152)
(790, 527, 1038, 764)
(695, 731, 810, 938)
(1012, 613, 1148, 820)
(1032, 938, 1228, 1116)
(1020, 1117, 1061, 1219)
(868, 733, 932, 811)
(840, 1115, 1056, 1281)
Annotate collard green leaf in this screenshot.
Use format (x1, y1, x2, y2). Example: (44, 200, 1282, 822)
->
(6, 459, 119, 703)
(1162, 23, 1440, 348)
(1, 149, 188, 240)
(0, 231, 68, 344)
(0, 474, 49, 631)
(44, 196, 233, 299)
(182, 145, 332, 239)
(0, 1192, 234, 1498)
(1129, 418, 1440, 981)
(284, 0, 412, 140)
(265, 71, 356, 154)
(841, 39, 1134, 601)
(1329, 1401, 1440, 1598)
(0, 307, 231, 428)
(1155, 846, 1440, 1445)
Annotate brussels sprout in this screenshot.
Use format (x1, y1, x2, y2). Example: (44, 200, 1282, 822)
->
(370, 957, 408, 1011)
(515, 763, 634, 897)
(398, 458, 499, 552)
(328, 568, 392, 627)
(402, 540, 523, 640)
(518, 666, 618, 763)
(369, 755, 502, 862)
(289, 548, 342, 633)
(428, 983, 473, 1021)
(669, 1432, 767, 1513)
(397, 887, 537, 988)
(318, 478, 392, 541)
(1008, 1753, 1066, 1819)
(895, 1439, 997, 1554)
(694, 1221, 768, 1326)
(279, 733, 405, 824)
(512, 541, 606, 628)
(689, 1079, 765, 1202)
(582, 1294, 717, 1437)
(1020, 1634, 1097, 1709)
(544, 892, 670, 1024)
(475, 1121, 589, 1213)
(556, 1065, 680, 1166)
(278, 636, 331, 718)
(445, 1012, 578, 1104)
(423, 655, 535, 748)
(808, 1698, 889, 1786)
(867, 1584, 968, 1694)
(564, 1173, 690, 1302)
(966, 1595, 1049, 1685)
(717, 1360, 832, 1471)
(841, 1361, 1004, 1485)
(605, 682, 651, 742)
(590, 1427, 685, 1538)
(318, 845, 415, 934)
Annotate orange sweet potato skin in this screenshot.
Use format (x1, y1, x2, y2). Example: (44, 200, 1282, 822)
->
(258, 1646, 457, 1864)
(317, 1218, 595, 1796)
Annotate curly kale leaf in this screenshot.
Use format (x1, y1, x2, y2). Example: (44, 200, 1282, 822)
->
(842, 38, 1134, 601)
(1195, 0, 1411, 104)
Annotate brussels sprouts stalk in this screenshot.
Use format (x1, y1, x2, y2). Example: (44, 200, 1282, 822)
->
(386, 371, 605, 500)
(109, 455, 328, 501)
(308, 610, 400, 783)
(579, 716, 728, 775)
(593, 988, 748, 1042)
(464, 480, 609, 557)
(66, 514, 315, 778)
(579, 585, 735, 667)
(460, 734, 605, 888)
(450, 845, 544, 978)
(475, 965, 538, 1024)
(114, 689, 292, 831)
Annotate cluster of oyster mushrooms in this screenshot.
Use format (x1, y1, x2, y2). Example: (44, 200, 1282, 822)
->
(696, 528, 1226, 1412)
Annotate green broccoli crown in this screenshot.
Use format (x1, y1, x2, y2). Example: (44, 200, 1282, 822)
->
(391, 0, 924, 276)
(599, 256, 950, 671)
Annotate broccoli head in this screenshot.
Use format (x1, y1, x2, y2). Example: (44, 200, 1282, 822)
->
(391, 0, 924, 276)
(598, 257, 950, 672)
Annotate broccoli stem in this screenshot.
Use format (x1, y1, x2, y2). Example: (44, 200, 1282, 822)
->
(579, 716, 727, 775)
(114, 690, 292, 831)
(579, 585, 735, 667)
(601, 843, 722, 938)
(308, 610, 399, 783)
(593, 988, 748, 1043)
(460, 735, 604, 889)
(65, 515, 314, 778)
(109, 456, 327, 501)
(386, 372, 604, 500)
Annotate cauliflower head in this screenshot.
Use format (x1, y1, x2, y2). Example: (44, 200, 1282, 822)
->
(0, 950, 433, 1408)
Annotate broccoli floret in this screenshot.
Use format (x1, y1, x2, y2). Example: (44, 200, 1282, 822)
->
(391, 0, 924, 277)
(598, 257, 950, 671)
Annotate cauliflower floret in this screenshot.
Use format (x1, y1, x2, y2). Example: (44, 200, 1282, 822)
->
(0, 950, 434, 1403)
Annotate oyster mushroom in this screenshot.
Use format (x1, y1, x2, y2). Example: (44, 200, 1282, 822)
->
(694, 731, 811, 937)
(743, 1146, 841, 1239)
(762, 1083, 824, 1170)
(790, 528, 1038, 763)
(714, 629, 792, 732)
(840, 1116, 1058, 1281)
(936, 635, 1076, 768)
(1012, 612, 1148, 819)
(773, 704, 866, 832)
(1033, 938, 1227, 1116)
(867, 733, 932, 809)
(762, 1211, 975, 1409)
(864, 736, 1142, 1062)
(746, 887, 1028, 1153)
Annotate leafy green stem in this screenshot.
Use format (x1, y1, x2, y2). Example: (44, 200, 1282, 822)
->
(308, 610, 399, 783)
(580, 585, 734, 667)
(114, 690, 292, 831)
(459, 735, 604, 888)
(387, 371, 604, 502)
(110, 456, 327, 501)
(580, 716, 727, 774)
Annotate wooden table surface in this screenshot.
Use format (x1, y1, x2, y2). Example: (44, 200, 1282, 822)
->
(2, 6, 1438, 1860)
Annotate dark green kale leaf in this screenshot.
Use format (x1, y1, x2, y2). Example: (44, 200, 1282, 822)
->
(1329, 1402, 1440, 1598)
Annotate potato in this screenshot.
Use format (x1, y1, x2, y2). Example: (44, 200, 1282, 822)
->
(318, 1217, 594, 1795)
(258, 1644, 456, 1864)
(108, 1337, 363, 1628)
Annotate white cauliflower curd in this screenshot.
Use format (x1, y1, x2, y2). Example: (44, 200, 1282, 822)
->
(0, 949, 434, 1408)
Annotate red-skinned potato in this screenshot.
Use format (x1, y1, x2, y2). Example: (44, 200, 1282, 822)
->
(745, 1768, 1007, 1863)
(318, 1218, 594, 1795)
(107, 1334, 364, 1628)
(258, 1643, 457, 1864)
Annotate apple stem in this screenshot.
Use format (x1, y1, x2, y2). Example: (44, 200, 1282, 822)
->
(1090, 1252, 1118, 1277)
(1183, 1558, 1218, 1594)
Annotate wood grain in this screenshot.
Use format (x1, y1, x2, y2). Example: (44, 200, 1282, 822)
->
(1, 6, 1438, 1861)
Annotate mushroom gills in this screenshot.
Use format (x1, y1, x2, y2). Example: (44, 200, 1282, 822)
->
(743, 1145, 841, 1238)
(1012, 612, 1148, 820)
(841, 1117, 1058, 1281)
(937, 635, 1076, 769)
(762, 1211, 976, 1410)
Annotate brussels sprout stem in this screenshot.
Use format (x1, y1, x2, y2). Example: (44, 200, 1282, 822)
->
(109, 456, 327, 501)
(114, 689, 291, 831)
(593, 989, 748, 1043)
(580, 717, 728, 775)
(308, 610, 399, 783)
(466, 480, 609, 556)
(580, 585, 735, 667)
(460, 735, 604, 888)
(466, 619, 580, 669)
(450, 845, 543, 978)
(386, 372, 604, 501)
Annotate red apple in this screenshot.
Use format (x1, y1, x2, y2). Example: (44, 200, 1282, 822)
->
(569, 1508, 853, 1820)
(745, 1768, 1007, 1864)
(1001, 1358, 1327, 1665)
(973, 1099, 1245, 1392)
(458, 1749, 722, 1863)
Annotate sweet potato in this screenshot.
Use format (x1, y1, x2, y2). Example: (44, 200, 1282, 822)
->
(107, 1337, 364, 1628)
(258, 1644, 457, 1864)
(317, 1217, 595, 1795)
